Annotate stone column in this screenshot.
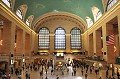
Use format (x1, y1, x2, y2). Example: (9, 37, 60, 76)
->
(96, 30, 103, 57)
(1, 21, 15, 54)
(34, 34, 38, 53)
(16, 30, 25, 55)
(50, 33, 54, 53)
(93, 31, 96, 54)
(66, 33, 70, 52)
(16, 30, 25, 67)
(118, 14, 120, 56)
(25, 34, 31, 56)
(106, 24, 114, 64)
(0, 29, 2, 53)
(89, 33, 94, 56)
(102, 23, 107, 61)
(1, 21, 15, 70)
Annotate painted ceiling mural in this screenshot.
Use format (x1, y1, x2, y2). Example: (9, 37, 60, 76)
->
(14, 0, 104, 24)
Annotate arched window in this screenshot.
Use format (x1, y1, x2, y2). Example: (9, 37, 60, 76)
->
(71, 27, 81, 49)
(91, 6, 102, 22)
(107, 0, 117, 11)
(16, 9, 23, 19)
(85, 16, 93, 28)
(2, 0, 11, 8)
(96, 11, 102, 20)
(26, 15, 34, 27)
(38, 27, 50, 49)
(26, 19, 30, 26)
(55, 27, 66, 49)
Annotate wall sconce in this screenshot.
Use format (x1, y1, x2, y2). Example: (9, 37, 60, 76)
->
(23, 59, 25, 62)
(0, 40, 3, 45)
(14, 43, 16, 48)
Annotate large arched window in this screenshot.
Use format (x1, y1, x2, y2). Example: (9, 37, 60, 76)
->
(71, 27, 81, 49)
(2, 0, 11, 8)
(85, 16, 93, 28)
(16, 9, 23, 19)
(91, 6, 102, 22)
(55, 27, 66, 49)
(96, 11, 102, 20)
(107, 0, 117, 11)
(38, 27, 50, 49)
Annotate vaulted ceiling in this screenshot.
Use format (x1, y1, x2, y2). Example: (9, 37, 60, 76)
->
(14, 0, 104, 25)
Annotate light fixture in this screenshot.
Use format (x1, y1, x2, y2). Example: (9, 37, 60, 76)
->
(0, 40, 3, 45)
(23, 59, 25, 62)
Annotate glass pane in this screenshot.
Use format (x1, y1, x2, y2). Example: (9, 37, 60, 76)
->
(107, 0, 117, 11)
(38, 27, 50, 49)
(2, 0, 11, 8)
(55, 27, 66, 49)
(70, 27, 81, 49)
(16, 9, 23, 19)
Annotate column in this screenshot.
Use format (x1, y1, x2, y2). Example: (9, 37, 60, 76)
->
(50, 33, 54, 53)
(89, 33, 94, 56)
(106, 24, 114, 64)
(16, 30, 25, 54)
(93, 31, 96, 54)
(1, 21, 15, 54)
(0, 29, 2, 53)
(118, 14, 120, 55)
(1, 21, 15, 70)
(16, 30, 25, 67)
(66, 33, 70, 52)
(25, 34, 31, 56)
(34, 34, 38, 53)
(102, 23, 107, 61)
(96, 30, 103, 57)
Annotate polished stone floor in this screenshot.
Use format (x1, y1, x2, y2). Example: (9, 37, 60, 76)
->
(11, 66, 117, 79)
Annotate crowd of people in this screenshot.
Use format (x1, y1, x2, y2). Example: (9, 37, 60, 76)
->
(0, 58, 120, 79)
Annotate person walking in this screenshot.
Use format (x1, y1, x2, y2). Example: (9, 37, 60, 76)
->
(85, 73, 87, 79)
(81, 69, 83, 75)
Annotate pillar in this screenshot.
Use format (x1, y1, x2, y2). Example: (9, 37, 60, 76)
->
(1, 21, 15, 54)
(66, 33, 70, 52)
(118, 14, 120, 55)
(0, 29, 2, 53)
(89, 33, 94, 56)
(50, 33, 54, 53)
(34, 34, 38, 53)
(102, 23, 107, 61)
(16, 30, 25, 55)
(1, 21, 15, 70)
(106, 24, 114, 64)
(16, 30, 25, 67)
(25, 34, 31, 56)
(93, 31, 96, 54)
(96, 30, 103, 58)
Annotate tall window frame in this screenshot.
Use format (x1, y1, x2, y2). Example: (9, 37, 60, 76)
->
(16, 9, 23, 19)
(96, 11, 102, 20)
(86, 16, 93, 28)
(70, 27, 82, 49)
(2, 0, 11, 8)
(54, 27, 66, 50)
(107, 0, 117, 11)
(38, 27, 50, 50)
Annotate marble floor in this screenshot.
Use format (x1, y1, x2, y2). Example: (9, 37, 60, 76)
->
(11, 66, 117, 79)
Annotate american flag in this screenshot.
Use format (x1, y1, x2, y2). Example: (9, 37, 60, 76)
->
(106, 34, 114, 46)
